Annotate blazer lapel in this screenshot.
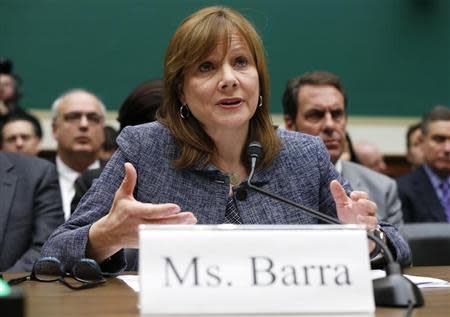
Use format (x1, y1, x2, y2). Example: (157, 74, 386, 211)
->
(0, 155, 17, 251)
(412, 166, 447, 222)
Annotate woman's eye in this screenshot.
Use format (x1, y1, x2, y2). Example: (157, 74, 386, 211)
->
(235, 56, 248, 67)
(198, 62, 213, 72)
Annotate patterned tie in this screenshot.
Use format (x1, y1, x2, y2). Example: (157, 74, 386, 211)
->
(224, 196, 243, 224)
(439, 182, 450, 221)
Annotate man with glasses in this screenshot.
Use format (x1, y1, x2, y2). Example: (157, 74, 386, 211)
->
(282, 71, 403, 228)
(51, 89, 106, 220)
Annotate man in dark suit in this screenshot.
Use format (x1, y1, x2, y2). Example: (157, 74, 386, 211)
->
(397, 106, 450, 222)
(0, 151, 64, 272)
(51, 89, 106, 220)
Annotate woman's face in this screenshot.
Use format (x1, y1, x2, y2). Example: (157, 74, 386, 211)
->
(180, 32, 259, 138)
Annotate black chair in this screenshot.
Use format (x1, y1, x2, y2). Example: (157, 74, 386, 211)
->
(400, 223, 450, 266)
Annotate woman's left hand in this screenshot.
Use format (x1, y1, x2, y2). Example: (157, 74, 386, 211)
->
(330, 180, 378, 229)
(330, 180, 378, 252)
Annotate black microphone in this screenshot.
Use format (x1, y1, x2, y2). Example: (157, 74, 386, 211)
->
(246, 141, 423, 308)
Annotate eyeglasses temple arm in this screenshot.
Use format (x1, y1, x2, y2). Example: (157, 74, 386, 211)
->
(7, 275, 30, 286)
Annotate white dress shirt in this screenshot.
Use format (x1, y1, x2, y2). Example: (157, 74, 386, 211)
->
(56, 156, 100, 220)
(335, 159, 343, 173)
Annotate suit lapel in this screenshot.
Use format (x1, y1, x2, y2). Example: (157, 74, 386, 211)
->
(412, 166, 447, 221)
(341, 161, 363, 190)
(0, 154, 17, 251)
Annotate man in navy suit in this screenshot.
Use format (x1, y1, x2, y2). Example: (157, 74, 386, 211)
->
(397, 106, 450, 223)
(0, 151, 64, 272)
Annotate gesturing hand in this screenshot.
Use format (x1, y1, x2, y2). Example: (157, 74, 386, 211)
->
(87, 162, 197, 262)
(330, 180, 378, 230)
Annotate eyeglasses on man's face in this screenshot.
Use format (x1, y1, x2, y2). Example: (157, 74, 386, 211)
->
(7, 257, 106, 290)
(62, 111, 104, 124)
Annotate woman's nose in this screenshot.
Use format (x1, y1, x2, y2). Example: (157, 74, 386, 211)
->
(218, 65, 238, 90)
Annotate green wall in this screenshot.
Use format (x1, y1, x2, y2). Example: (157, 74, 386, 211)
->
(1, 0, 449, 116)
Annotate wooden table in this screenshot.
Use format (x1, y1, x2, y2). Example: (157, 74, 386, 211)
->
(3, 266, 450, 317)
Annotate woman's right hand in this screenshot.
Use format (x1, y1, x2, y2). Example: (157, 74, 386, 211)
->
(87, 162, 197, 262)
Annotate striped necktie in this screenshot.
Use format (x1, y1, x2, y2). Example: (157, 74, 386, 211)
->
(223, 196, 243, 224)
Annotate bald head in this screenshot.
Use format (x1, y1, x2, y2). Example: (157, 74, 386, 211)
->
(353, 141, 387, 173)
(51, 89, 106, 171)
(51, 89, 106, 121)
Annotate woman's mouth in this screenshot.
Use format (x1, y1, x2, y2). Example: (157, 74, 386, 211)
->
(217, 98, 242, 107)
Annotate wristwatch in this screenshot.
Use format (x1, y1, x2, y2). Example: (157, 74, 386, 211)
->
(369, 225, 386, 259)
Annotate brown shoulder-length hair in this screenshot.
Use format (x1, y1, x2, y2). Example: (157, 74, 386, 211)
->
(157, 6, 280, 170)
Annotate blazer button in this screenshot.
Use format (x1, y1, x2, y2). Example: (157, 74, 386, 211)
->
(235, 189, 247, 201)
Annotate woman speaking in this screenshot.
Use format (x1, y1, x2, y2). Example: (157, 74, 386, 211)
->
(43, 6, 410, 272)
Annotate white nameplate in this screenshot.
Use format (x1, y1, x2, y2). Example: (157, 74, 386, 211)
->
(139, 225, 374, 315)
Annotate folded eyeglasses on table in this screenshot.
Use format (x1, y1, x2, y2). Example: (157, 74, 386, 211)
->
(7, 257, 108, 290)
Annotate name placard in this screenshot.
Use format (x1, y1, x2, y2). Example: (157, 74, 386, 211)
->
(139, 225, 374, 315)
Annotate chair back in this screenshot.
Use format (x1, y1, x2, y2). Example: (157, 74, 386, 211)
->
(400, 223, 450, 266)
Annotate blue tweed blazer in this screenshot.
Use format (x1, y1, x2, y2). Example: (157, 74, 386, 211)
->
(42, 122, 411, 271)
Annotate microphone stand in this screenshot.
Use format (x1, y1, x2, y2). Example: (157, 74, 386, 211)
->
(246, 142, 423, 308)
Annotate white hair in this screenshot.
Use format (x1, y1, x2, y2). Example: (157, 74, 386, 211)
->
(51, 89, 107, 123)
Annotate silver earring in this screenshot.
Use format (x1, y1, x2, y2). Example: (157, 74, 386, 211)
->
(258, 95, 263, 108)
(179, 104, 190, 119)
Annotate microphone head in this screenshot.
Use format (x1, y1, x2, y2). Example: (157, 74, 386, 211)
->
(247, 141, 262, 162)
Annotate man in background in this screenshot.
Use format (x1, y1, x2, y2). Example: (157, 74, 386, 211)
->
(71, 79, 163, 213)
(282, 70, 403, 227)
(353, 141, 387, 174)
(397, 106, 450, 222)
(51, 89, 105, 220)
(0, 58, 25, 125)
(405, 122, 424, 169)
(0, 112, 42, 156)
(98, 126, 118, 161)
(0, 151, 64, 272)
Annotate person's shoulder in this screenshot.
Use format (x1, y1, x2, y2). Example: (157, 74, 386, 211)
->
(276, 128, 331, 165)
(397, 165, 424, 186)
(0, 151, 54, 170)
(117, 121, 177, 160)
(342, 160, 394, 183)
(0, 152, 56, 181)
(277, 127, 322, 152)
(120, 121, 171, 144)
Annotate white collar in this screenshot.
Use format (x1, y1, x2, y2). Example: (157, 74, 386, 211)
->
(56, 156, 100, 177)
(334, 159, 343, 174)
(55, 156, 100, 220)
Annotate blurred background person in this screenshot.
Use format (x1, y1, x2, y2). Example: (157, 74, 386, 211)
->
(0, 58, 25, 125)
(283, 70, 403, 227)
(0, 112, 42, 156)
(98, 125, 118, 161)
(340, 132, 361, 164)
(398, 106, 450, 223)
(51, 89, 106, 220)
(116, 79, 163, 130)
(406, 122, 424, 169)
(71, 79, 163, 213)
(353, 140, 387, 174)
